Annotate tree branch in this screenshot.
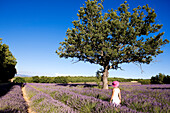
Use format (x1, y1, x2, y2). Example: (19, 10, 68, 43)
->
(132, 62, 144, 73)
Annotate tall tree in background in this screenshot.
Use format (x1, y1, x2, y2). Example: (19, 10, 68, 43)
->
(56, 0, 169, 89)
(0, 38, 17, 82)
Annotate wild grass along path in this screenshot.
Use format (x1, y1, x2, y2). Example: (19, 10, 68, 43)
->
(22, 86, 36, 113)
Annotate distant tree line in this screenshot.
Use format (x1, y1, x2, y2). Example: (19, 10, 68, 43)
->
(14, 76, 100, 84)
(0, 39, 17, 83)
(14, 76, 151, 84)
(13, 73, 170, 85)
(151, 73, 170, 84)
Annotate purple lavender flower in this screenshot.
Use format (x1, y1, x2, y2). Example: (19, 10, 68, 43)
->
(0, 83, 28, 113)
(25, 83, 77, 113)
(24, 83, 170, 113)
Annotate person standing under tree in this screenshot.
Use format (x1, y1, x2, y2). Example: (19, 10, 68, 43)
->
(110, 81, 121, 107)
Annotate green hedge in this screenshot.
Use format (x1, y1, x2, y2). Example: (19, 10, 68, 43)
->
(13, 77, 26, 83)
(138, 79, 150, 85)
(67, 76, 98, 83)
(53, 77, 69, 83)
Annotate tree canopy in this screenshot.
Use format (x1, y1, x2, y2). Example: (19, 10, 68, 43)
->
(0, 38, 17, 82)
(56, 0, 169, 89)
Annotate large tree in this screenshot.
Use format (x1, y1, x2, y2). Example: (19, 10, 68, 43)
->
(56, 0, 169, 89)
(0, 38, 17, 82)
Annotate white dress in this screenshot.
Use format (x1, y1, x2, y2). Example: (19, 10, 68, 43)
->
(112, 88, 121, 106)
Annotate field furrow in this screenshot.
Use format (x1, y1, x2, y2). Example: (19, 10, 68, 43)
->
(25, 84, 78, 113)
(0, 83, 28, 113)
(0, 83, 169, 113)
(27, 83, 170, 113)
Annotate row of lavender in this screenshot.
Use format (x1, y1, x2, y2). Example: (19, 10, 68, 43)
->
(64, 84, 170, 112)
(26, 83, 170, 113)
(26, 83, 137, 113)
(1, 83, 168, 113)
(0, 83, 28, 113)
(24, 84, 77, 113)
(120, 85, 170, 112)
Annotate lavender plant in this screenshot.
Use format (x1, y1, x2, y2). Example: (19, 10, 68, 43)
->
(31, 83, 170, 113)
(25, 84, 77, 113)
(29, 83, 138, 113)
(0, 84, 28, 113)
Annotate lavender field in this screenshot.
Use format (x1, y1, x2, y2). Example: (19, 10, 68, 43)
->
(0, 83, 28, 113)
(0, 83, 170, 113)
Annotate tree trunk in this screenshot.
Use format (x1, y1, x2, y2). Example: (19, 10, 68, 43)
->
(102, 65, 109, 89)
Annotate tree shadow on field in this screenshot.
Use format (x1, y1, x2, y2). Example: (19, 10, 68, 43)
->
(0, 109, 19, 113)
(150, 87, 170, 90)
(55, 83, 113, 88)
(0, 83, 14, 98)
(102, 98, 110, 102)
(55, 83, 98, 88)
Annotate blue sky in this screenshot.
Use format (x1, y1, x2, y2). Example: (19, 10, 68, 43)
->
(0, 0, 169, 79)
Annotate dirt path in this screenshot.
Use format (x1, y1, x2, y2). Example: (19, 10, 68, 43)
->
(22, 86, 36, 113)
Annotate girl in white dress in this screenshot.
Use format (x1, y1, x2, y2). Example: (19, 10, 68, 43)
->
(110, 81, 121, 107)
